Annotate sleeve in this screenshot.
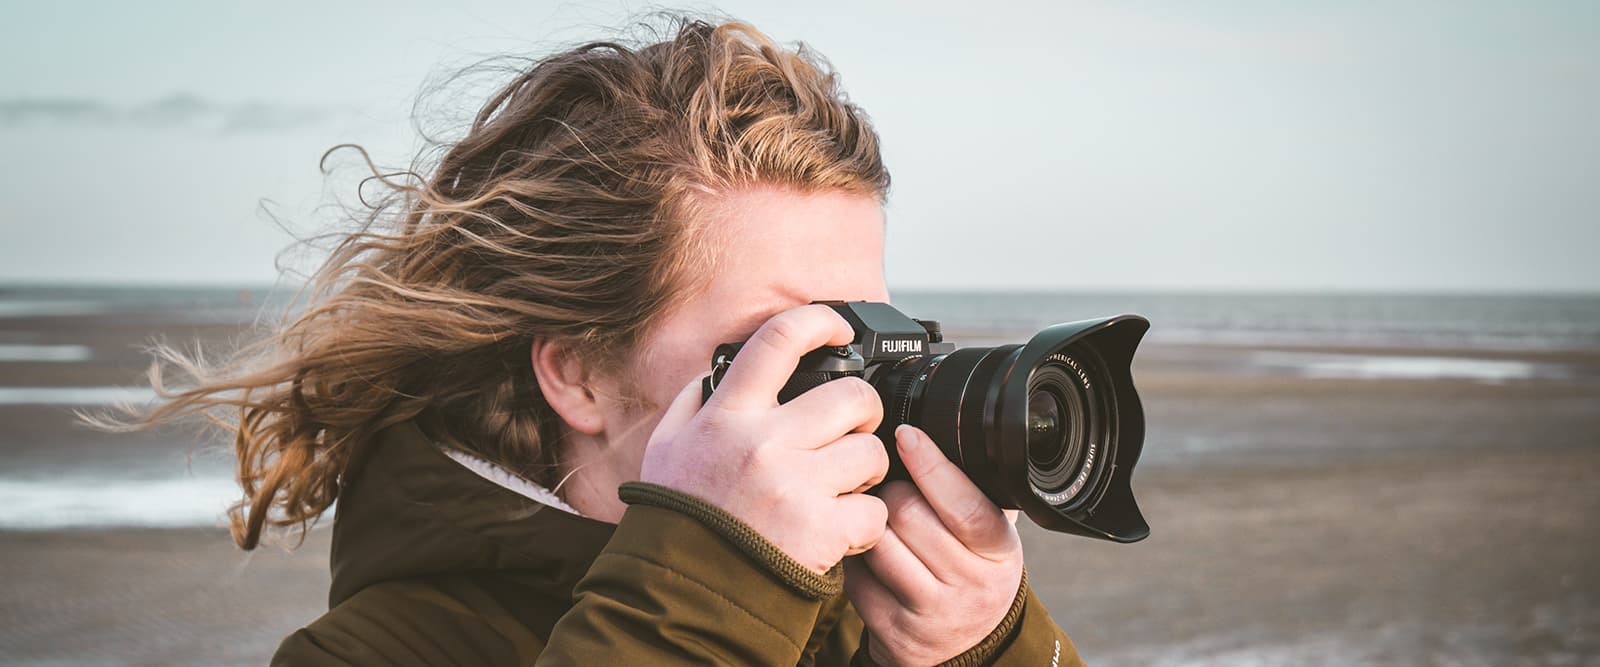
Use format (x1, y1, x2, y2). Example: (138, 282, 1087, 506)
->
(801, 596, 866, 666)
(269, 577, 534, 667)
(533, 482, 843, 666)
(849, 570, 1088, 667)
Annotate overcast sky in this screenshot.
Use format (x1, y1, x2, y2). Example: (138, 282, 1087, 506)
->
(2, 1, 1596, 293)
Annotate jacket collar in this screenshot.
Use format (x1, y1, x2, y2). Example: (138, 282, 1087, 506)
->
(327, 421, 616, 607)
(441, 447, 584, 515)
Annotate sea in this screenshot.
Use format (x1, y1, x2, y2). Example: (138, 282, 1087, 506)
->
(1, 284, 1597, 347)
(0, 284, 1596, 529)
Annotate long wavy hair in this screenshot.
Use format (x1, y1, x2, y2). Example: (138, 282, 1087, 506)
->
(95, 17, 890, 549)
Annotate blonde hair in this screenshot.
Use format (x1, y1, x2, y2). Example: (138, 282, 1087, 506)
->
(99, 18, 889, 549)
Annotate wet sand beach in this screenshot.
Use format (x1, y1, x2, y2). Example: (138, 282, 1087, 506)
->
(2, 300, 1598, 665)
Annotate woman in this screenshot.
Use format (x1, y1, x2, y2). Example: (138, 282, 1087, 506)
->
(129, 18, 1086, 666)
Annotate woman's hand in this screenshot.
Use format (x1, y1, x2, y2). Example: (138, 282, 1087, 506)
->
(640, 304, 891, 574)
(845, 425, 1026, 667)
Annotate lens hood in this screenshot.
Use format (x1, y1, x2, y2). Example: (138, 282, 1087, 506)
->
(994, 314, 1150, 542)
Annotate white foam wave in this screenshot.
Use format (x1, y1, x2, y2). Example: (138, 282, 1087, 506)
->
(0, 476, 239, 529)
(0, 300, 108, 318)
(0, 386, 158, 405)
(0, 344, 93, 362)
(1251, 351, 1564, 384)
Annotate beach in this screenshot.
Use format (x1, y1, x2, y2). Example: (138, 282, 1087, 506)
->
(1040, 349, 1600, 665)
(2, 292, 1598, 665)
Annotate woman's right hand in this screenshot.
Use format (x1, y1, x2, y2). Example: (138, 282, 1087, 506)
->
(639, 304, 890, 575)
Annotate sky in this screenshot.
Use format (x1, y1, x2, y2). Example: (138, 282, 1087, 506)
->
(1, 1, 1597, 293)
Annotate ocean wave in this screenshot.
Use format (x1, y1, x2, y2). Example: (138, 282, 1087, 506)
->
(0, 476, 239, 529)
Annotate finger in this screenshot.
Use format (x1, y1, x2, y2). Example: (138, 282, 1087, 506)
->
(835, 492, 888, 556)
(709, 305, 855, 410)
(843, 555, 905, 612)
(878, 480, 970, 580)
(813, 432, 890, 493)
(861, 526, 941, 609)
(896, 424, 1015, 560)
(1005, 509, 1021, 525)
(646, 372, 710, 448)
(775, 376, 884, 444)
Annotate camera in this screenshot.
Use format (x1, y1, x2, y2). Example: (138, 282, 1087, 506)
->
(702, 301, 1151, 543)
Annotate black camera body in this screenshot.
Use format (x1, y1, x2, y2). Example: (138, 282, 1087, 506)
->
(703, 301, 1151, 543)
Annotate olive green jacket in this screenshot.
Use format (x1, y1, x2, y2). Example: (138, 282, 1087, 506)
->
(272, 422, 1086, 666)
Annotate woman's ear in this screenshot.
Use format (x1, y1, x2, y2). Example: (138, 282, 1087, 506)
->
(531, 339, 605, 436)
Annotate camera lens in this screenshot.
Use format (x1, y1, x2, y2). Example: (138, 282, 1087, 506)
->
(1026, 386, 1069, 468)
(1022, 356, 1104, 509)
(872, 314, 1150, 542)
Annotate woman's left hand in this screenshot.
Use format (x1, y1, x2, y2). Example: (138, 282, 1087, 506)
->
(844, 424, 1026, 667)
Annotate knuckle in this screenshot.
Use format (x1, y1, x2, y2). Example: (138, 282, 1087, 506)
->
(693, 404, 731, 429)
(733, 433, 781, 475)
(729, 442, 763, 477)
(909, 446, 947, 478)
(853, 503, 888, 547)
(862, 494, 889, 527)
(955, 498, 994, 533)
(843, 376, 876, 405)
(807, 303, 850, 329)
(752, 315, 804, 354)
(840, 378, 883, 430)
(867, 436, 891, 477)
(756, 441, 792, 475)
(953, 508, 1017, 550)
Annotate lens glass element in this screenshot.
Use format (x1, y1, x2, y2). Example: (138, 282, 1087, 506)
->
(1026, 388, 1068, 468)
(1023, 348, 1113, 510)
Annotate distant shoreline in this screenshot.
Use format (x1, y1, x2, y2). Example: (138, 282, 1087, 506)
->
(4, 282, 1598, 297)
(3, 285, 1598, 350)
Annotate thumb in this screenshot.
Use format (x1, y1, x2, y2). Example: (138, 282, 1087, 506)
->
(647, 372, 710, 447)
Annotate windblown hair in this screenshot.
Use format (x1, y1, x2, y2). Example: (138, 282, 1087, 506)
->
(100, 18, 889, 549)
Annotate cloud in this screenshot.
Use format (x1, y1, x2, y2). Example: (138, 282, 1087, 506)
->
(0, 94, 336, 133)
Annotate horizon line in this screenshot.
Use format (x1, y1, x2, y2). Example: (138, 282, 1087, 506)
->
(1, 280, 1596, 298)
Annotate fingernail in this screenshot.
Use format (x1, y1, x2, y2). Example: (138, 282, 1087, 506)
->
(894, 424, 919, 451)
